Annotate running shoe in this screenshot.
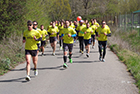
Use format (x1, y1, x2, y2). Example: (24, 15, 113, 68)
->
(25, 75, 31, 81)
(34, 69, 38, 76)
(60, 46, 62, 50)
(79, 50, 82, 53)
(41, 53, 44, 56)
(63, 63, 67, 68)
(69, 59, 73, 63)
(92, 46, 95, 49)
(86, 53, 89, 57)
(99, 57, 102, 61)
(81, 51, 84, 54)
(52, 52, 55, 56)
(102, 59, 105, 62)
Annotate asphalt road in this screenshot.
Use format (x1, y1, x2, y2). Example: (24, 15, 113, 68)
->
(0, 41, 139, 94)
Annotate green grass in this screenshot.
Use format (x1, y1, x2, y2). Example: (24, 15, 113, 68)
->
(109, 26, 140, 92)
(109, 44, 140, 91)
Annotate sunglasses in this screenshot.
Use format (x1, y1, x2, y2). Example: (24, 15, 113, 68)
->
(27, 24, 32, 26)
(102, 22, 106, 25)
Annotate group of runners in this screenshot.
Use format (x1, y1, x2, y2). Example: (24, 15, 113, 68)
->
(23, 18, 111, 81)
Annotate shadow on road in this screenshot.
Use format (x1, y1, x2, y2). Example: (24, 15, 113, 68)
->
(33, 65, 63, 70)
(57, 54, 83, 59)
(73, 60, 99, 63)
(0, 76, 35, 83)
(10, 68, 26, 71)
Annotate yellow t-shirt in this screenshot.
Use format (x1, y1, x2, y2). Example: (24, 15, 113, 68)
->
(48, 26, 59, 37)
(23, 29, 41, 50)
(34, 28, 41, 44)
(70, 24, 75, 29)
(94, 22, 100, 27)
(76, 25, 86, 37)
(39, 29, 48, 41)
(89, 22, 92, 26)
(47, 25, 52, 30)
(96, 26, 111, 41)
(90, 25, 97, 35)
(58, 25, 64, 36)
(60, 27, 76, 44)
(82, 27, 93, 40)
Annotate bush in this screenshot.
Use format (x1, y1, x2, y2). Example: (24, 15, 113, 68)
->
(0, 58, 11, 70)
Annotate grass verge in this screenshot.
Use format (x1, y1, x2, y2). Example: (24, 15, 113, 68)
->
(0, 33, 25, 75)
(108, 26, 140, 92)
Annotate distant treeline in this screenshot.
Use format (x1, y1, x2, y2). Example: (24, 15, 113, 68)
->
(0, 0, 140, 39)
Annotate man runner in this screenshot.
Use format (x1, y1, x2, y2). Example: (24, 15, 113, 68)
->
(82, 22, 93, 57)
(76, 20, 86, 54)
(60, 21, 77, 68)
(23, 20, 42, 81)
(39, 25, 48, 56)
(96, 20, 111, 62)
(48, 21, 59, 56)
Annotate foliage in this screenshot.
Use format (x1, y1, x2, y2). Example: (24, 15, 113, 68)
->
(0, 0, 26, 39)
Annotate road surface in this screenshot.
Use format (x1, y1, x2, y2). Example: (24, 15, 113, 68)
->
(0, 41, 139, 94)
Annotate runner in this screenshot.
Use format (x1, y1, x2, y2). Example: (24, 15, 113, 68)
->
(89, 19, 93, 26)
(58, 21, 64, 50)
(84, 19, 88, 25)
(96, 20, 111, 62)
(93, 18, 100, 27)
(39, 25, 48, 56)
(69, 20, 75, 29)
(59, 21, 77, 68)
(90, 20, 97, 49)
(76, 20, 86, 54)
(23, 20, 42, 81)
(48, 21, 59, 56)
(47, 22, 52, 30)
(33, 21, 41, 54)
(73, 21, 78, 43)
(82, 22, 93, 57)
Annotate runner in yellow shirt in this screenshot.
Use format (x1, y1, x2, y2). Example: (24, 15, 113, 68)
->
(82, 22, 93, 57)
(89, 19, 93, 26)
(93, 18, 100, 27)
(90, 20, 97, 49)
(96, 20, 111, 62)
(69, 20, 75, 29)
(23, 20, 42, 81)
(47, 22, 52, 30)
(39, 25, 48, 56)
(33, 21, 41, 53)
(59, 21, 77, 68)
(48, 22, 59, 55)
(76, 20, 86, 54)
(58, 21, 64, 50)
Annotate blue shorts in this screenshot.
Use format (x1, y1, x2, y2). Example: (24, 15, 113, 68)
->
(84, 39, 91, 46)
(50, 37, 57, 43)
(63, 43, 73, 52)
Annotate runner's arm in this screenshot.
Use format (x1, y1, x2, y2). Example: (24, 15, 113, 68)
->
(71, 34, 77, 37)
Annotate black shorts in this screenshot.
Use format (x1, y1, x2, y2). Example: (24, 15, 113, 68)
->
(37, 43, 40, 51)
(91, 35, 95, 42)
(84, 39, 91, 46)
(50, 37, 57, 43)
(98, 41, 107, 48)
(63, 43, 73, 52)
(41, 41, 46, 46)
(25, 50, 37, 56)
